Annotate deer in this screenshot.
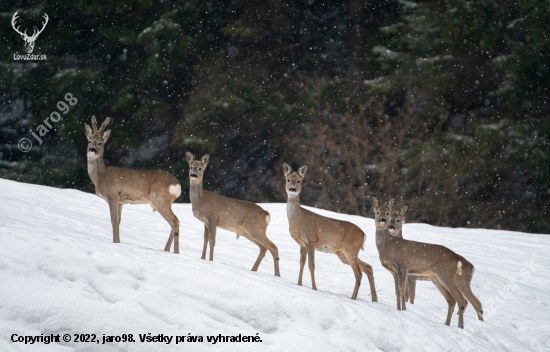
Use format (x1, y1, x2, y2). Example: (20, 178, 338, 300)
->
(12, 11, 49, 54)
(185, 152, 280, 276)
(283, 163, 378, 301)
(393, 230, 422, 305)
(85, 116, 182, 253)
(372, 196, 483, 329)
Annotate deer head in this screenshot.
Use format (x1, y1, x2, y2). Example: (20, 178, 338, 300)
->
(85, 116, 111, 161)
(371, 196, 396, 229)
(389, 205, 409, 236)
(283, 163, 307, 196)
(12, 11, 49, 54)
(185, 152, 210, 183)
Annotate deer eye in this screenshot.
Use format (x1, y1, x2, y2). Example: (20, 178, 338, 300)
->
(287, 179, 290, 182)
(297, 181, 300, 183)
(199, 168, 201, 170)
(386, 213, 389, 215)
(98, 143, 102, 145)
(376, 212, 379, 215)
(397, 220, 400, 222)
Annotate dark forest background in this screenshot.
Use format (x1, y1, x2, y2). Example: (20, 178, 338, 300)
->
(0, 0, 548, 233)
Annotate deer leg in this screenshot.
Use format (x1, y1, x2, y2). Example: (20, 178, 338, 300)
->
(382, 263, 401, 310)
(261, 238, 281, 277)
(108, 199, 120, 243)
(406, 276, 416, 304)
(157, 204, 180, 254)
(439, 276, 467, 329)
(298, 246, 306, 286)
(394, 272, 402, 310)
(247, 230, 280, 277)
(251, 245, 267, 271)
(456, 276, 484, 322)
(342, 252, 362, 300)
(245, 234, 267, 272)
(117, 203, 123, 227)
(207, 222, 217, 261)
(431, 276, 456, 326)
(307, 244, 317, 290)
(398, 266, 408, 311)
(201, 225, 209, 260)
(357, 259, 378, 302)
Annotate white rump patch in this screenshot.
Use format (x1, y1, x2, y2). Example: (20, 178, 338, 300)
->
(457, 261, 463, 275)
(169, 184, 181, 198)
(266, 214, 271, 225)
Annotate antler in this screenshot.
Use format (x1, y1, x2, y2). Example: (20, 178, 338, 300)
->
(29, 13, 48, 40)
(11, 11, 28, 38)
(98, 117, 110, 133)
(90, 116, 110, 134)
(91, 115, 98, 132)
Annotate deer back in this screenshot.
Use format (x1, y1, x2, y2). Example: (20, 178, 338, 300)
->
(289, 207, 365, 251)
(98, 167, 180, 204)
(192, 190, 269, 231)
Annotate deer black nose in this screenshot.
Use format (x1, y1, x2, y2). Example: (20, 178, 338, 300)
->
(389, 225, 395, 230)
(379, 218, 386, 224)
(289, 187, 296, 192)
(89, 147, 97, 153)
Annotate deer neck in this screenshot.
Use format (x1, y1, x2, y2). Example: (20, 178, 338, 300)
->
(393, 229, 403, 239)
(286, 193, 302, 219)
(87, 155, 107, 190)
(375, 226, 392, 251)
(189, 179, 204, 203)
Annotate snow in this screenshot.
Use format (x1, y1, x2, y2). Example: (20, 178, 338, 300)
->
(0, 178, 549, 351)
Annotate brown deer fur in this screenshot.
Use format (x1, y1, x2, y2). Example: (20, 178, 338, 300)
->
(85, 116, 181, 253)
(373, 196, 483, 329)
(283, 163, 378, 301)
(186, 152, 280, 276)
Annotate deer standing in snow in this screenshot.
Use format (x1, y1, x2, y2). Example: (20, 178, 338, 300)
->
(283, 163, 378, 301)
(85, 116, 181, 253)
(372, 196, 483, 328)
(185, 152, 280, 276)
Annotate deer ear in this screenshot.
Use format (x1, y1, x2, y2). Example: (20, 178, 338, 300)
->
(387, 197, 396, 209)
(85, 124, 93, 140)
(102, 129, 111, 142)
(372, 196, 379, 209)
(201, 154, 210, 166)
(185, 152, 195, 164)
(283, 163, 292, 176)
(298, 165, 308, 178)
(401, 205, 409, 217)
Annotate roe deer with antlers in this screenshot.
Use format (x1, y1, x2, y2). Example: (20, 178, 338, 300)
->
(372, 197, 483, 329)
(283, 163, 378, 301)
(185, 152, 280, 276)
(85, 116, 181, 253)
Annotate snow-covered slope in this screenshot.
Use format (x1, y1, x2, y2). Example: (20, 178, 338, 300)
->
(0, 178, 549, 352)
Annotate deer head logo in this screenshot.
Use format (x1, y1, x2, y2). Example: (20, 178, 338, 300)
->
(11, 11, 49, 54)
